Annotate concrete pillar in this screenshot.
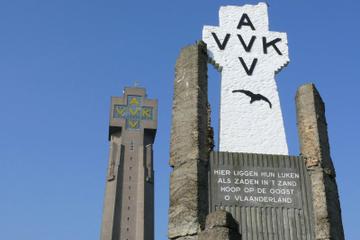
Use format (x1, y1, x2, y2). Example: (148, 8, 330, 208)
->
(198, 210, 241, 240)
(168, 41, 209, 240)
(296, 83, 345, 240)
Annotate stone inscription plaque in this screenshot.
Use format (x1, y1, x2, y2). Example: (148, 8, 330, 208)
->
(209, 152, 315, 240)
(209, 152, 313, 211)
(211, 166, 302, 208)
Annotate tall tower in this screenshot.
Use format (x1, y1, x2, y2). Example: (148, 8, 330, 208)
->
(100, 87, 157, 240)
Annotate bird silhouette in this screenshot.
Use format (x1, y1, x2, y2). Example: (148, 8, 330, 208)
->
(232, 89, 272, 109)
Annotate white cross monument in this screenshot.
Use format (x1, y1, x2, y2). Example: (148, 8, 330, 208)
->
(203, 3, 289, 154)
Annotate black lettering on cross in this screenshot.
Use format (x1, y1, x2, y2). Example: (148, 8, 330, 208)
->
(203, 9, 289, 76)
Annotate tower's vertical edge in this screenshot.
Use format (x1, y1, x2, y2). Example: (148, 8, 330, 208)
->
(296, 84, 344, 240)
(101, 132, 124, 240)
(168, 41, 209, 240)
(100, 87, 157, 240)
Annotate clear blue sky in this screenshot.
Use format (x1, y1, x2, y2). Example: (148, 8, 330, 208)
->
(0, 0, 359, 239)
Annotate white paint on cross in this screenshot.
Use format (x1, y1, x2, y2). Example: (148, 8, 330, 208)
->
(202, 3, 289, 154)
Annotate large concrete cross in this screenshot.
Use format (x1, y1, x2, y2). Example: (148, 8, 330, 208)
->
(203, 3, 289, 154)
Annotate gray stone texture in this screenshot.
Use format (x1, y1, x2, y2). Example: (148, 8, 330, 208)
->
(296, 83, 345, 240)
(168, 42, 209, 239)
(207, 103, 215, 152)
(169, 41, 209, 168)
(198, 210, 241, 240)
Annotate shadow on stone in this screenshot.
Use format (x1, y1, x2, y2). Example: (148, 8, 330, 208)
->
(199, 210, 241, 240)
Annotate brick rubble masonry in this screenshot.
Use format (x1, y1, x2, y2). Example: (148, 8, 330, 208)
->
(168, 41, 209, 240)
(296, 83, 345, 240)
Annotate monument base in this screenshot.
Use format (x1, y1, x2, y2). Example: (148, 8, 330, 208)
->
(209, 152, 315, 240)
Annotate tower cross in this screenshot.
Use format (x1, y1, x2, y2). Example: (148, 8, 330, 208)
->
(113, 94, 154, 130)
(202, 3, 289, 154)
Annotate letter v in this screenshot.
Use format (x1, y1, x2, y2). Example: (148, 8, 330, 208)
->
(211, 32, 230, 50)
(237, 35, 256, 52)
(239, 57, 258, 76)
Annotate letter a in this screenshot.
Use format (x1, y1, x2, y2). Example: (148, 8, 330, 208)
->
(130, 97, 140, 106)
(237, 13, 255, 30)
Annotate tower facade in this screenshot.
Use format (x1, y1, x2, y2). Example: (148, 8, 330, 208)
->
(100, 87, 157, 240)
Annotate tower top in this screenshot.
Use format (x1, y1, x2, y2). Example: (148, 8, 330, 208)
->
(109, 87, 158, 139)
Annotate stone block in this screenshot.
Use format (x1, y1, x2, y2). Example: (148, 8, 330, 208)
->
(198, 210, 241, 240)
(204, 210, 238, 231)
(168, 159, 208, 238)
